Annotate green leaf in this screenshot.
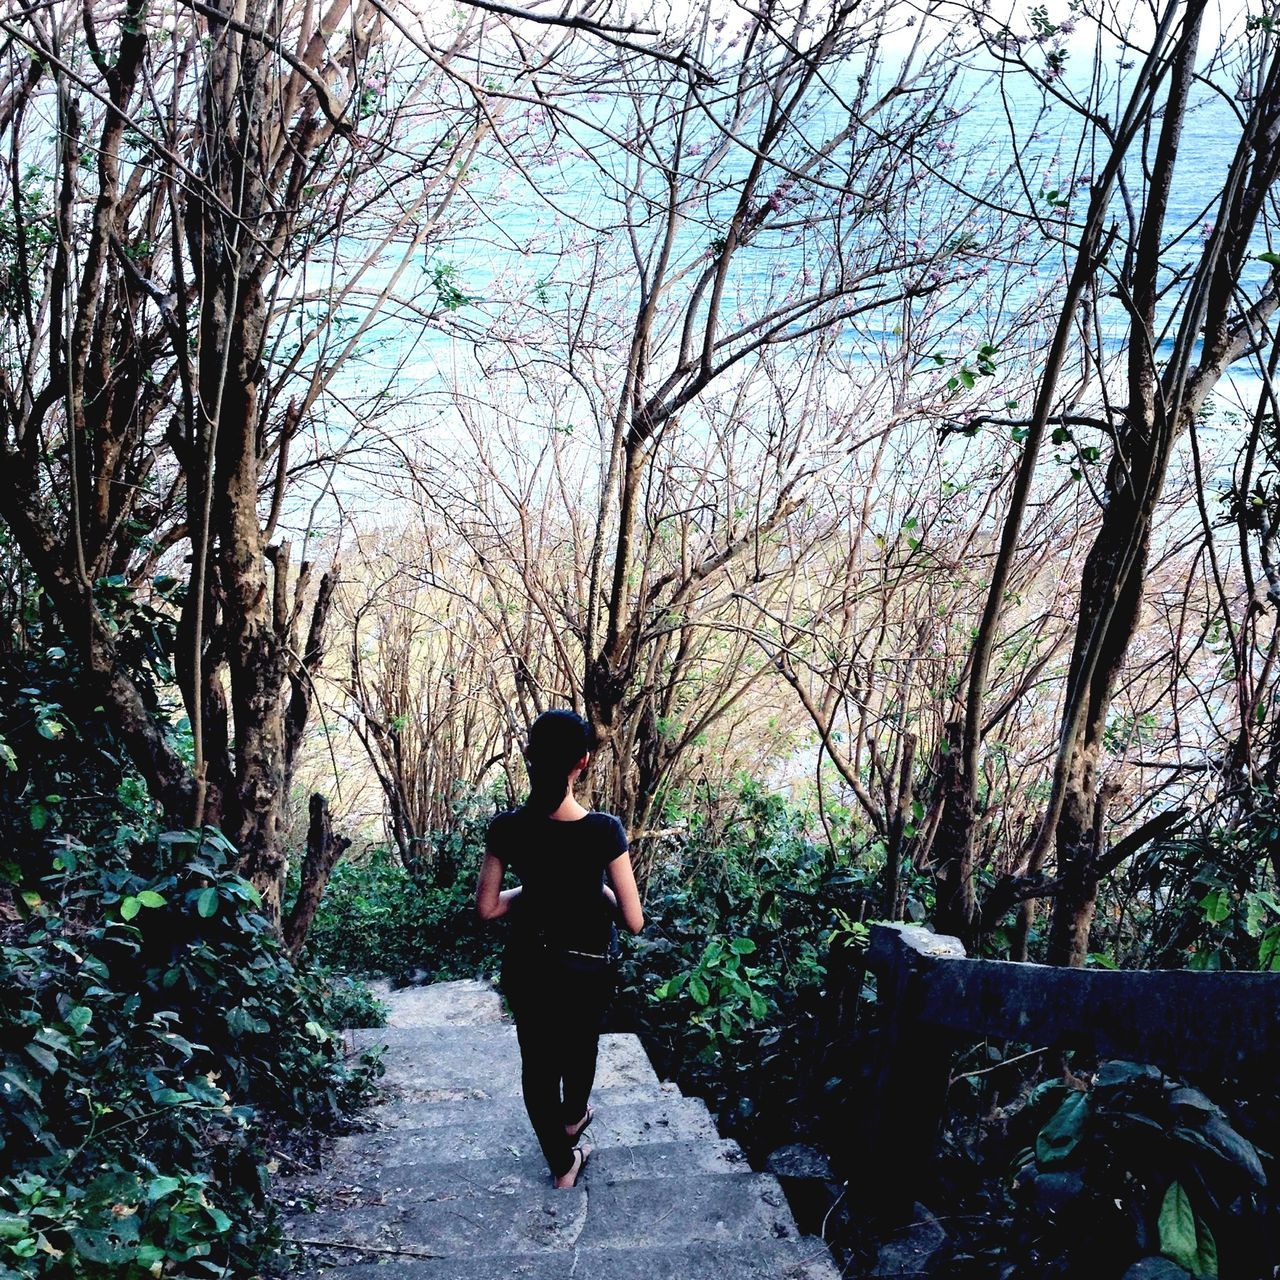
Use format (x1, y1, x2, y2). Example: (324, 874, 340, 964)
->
(730, 938, 757, 955)
(205, 1205, 232, 1234)
(136, 890, 166, 908)
(1171, 1115, 1264, 1186)
(149, 1088, 192, 1106)
(146, 1176, 183, 1201)
(1158, 1181, 1218, 1278)
(0, 1069, 40, 1103)
(24, 1044, 59, 1075)
(748, 991, 768, 1019)
(1036, 1091, 1088, 1167)
(35, 1027, 70, 1053)
(1244, 895, 1267, 937)
(119, 896, 141, 921)
(28, 803, 48, 832)
(35, 719, 63, 741)
(225, 1006, 268, 1036)
(959, 368, 976, 389)
(1199, 889, 1230, 924)
(688, 975, 710, 1007)
(1257, 251, 1280, 267)
(1258, 923, 1280, 970)
(196, 887, 219, 918)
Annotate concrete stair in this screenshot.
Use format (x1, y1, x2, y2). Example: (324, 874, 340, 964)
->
(286, 980, 840, 1279)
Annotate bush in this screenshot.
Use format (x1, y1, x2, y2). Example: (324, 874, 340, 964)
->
(615, 782, 877, 1156)
(313, 970, 388, 1030)
(936, 1059, 1277, 1279)
(0, 828, 381, 1278)
(0, 627, 167, 890)
(302, 841, 503, 981)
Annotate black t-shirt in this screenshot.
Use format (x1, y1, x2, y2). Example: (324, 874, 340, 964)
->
(485, 809, 628, 954)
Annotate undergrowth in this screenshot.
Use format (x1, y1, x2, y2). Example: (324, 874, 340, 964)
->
(300, 837, 503, 983)
(297, 779, 1280, 1277)
(613, 782, 878, 1159)
(0, 827, 381, 1278)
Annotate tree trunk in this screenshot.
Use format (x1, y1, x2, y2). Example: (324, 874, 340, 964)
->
(1045, 476, 1156, 964)
(883, 733, 917, 921)
(932, 721, 977, 942)
(284, 793, 352, 957)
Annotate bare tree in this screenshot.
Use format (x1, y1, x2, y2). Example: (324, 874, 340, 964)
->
(0, 0, 555, 923)
(382, 0, 1036, 850)
(930, 0, 1280, 961)
(338, 523, 513, 878)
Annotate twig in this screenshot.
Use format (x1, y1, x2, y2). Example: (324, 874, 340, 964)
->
(949, 1045, 1048, 1085)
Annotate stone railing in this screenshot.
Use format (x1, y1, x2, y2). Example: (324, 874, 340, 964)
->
(861, 923, 1280, 1220)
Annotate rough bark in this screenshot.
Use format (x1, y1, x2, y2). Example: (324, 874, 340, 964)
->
(932, 720, 977, 942)
(931, 0, 1190, 937)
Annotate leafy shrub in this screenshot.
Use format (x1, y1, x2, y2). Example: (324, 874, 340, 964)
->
(301, 840, 503, 981)
(938, 1060, 1274, 1279)
(0, 828, 381, 1278)
(0, 650, 155, 890)
(0, 587, 187, 889)
(313, 969, 388, 1030)
(617, 782, 877, 1155)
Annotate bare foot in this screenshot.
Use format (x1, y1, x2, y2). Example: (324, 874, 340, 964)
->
(553, 1143, 591, 1189)
(564, 1105, 592, 1140)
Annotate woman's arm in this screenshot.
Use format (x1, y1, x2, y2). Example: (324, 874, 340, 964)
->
(475, 852, 522, 921)
(606, 851, 644, 933)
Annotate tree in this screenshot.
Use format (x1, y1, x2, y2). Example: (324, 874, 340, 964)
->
(389, 0, 1033, 845)
(935, 0, 1280, 961)
(339, 522, 514, 878)
(0, 0, 541, 921)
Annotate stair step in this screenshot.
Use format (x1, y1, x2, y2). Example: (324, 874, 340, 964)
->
(370, 1079, 675, 1124)
(362, 979, 505, 1028)
(286, 984, 843, 1280)
(329, 1096, 721, 1168)
(299, 1238, 841, 1278)
(288, 1172, 799, 1258)
(290, 1139, 750, 1206)
(346, 1027, 660, 1095)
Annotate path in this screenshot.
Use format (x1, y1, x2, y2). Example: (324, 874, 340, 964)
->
(285, 979, 842, 1278)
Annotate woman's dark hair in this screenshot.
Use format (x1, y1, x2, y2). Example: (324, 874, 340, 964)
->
(522, 709, 596, 815)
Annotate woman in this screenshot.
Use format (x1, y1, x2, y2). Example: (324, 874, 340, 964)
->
(475, 710, 645, 1189)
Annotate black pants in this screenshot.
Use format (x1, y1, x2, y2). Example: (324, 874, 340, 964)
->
(502, 946, 614, 1178)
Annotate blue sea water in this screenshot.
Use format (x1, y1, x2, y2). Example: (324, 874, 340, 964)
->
(293, 34, 1276, 516)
